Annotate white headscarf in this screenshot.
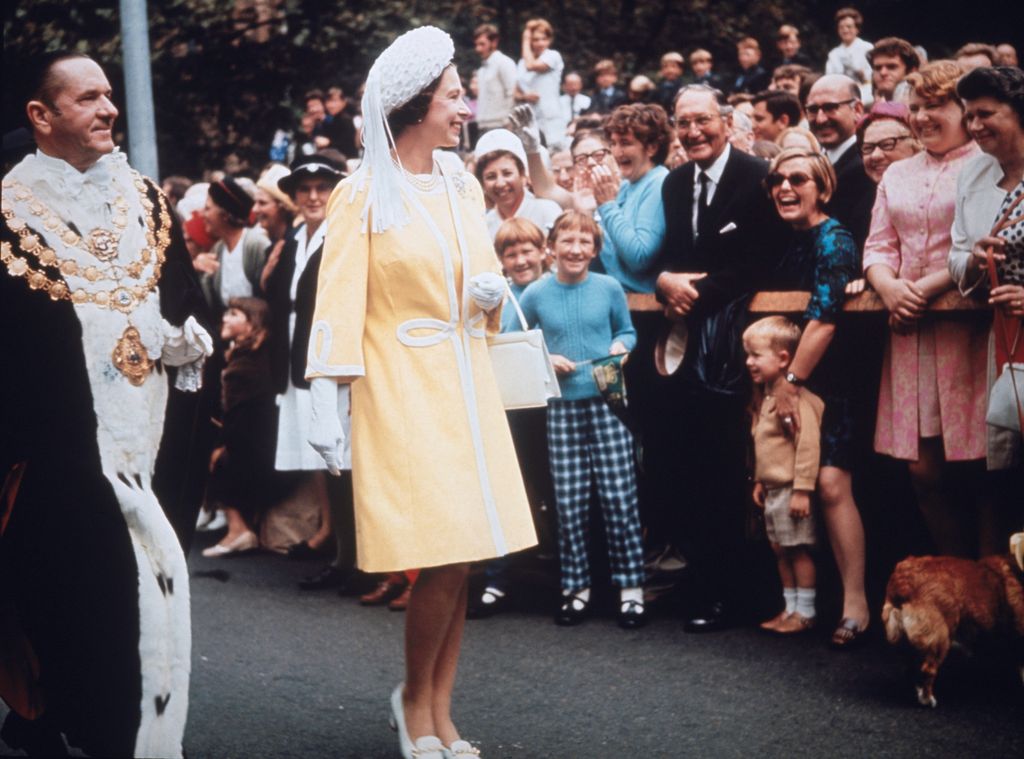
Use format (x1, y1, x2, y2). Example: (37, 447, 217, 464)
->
(350, 25, 455, 233)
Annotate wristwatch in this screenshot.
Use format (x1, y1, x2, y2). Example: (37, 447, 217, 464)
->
(784, 371, 804, 387)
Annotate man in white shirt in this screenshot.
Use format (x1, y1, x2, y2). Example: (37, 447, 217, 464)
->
(558, 71, 591, 129)
(474, 23, 517, 133)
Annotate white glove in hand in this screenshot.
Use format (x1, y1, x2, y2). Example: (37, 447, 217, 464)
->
(161, 316, 214, 366)
(469, 272, 506, 312)
(507, 104, 541, 154)
(308, 377, 346, 476)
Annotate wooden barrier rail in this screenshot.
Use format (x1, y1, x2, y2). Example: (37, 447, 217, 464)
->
(626, 290, 989, 314)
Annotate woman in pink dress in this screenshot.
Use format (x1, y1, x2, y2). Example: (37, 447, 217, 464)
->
(863, 61, 990, 556)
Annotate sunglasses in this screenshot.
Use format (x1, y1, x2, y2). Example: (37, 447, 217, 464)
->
(860, 135, 912, 155)
(573, 149, 611, 166)
(766, 171, 814, 189)
(805, 99, 856, 117)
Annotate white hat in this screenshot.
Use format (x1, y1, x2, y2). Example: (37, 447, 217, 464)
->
(351, 25, 455, 233)
(474, 129, 529, 176)
(257, 164, 298, 213)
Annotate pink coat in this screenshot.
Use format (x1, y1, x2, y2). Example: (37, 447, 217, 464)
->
(862, 143, 989, 461)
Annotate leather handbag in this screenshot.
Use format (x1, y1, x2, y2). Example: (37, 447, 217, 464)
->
(486, 287, 561, 410)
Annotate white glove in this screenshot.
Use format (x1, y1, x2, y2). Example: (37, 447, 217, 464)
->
(161, 316, 214, 366)
(308, 377, 347, 476)
(507, 104, 541, 154)
(469, 272, 506, 312)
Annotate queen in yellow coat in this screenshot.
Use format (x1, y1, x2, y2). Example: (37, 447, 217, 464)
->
(303, 25, 538, 759)
(307, 165, 537, 572)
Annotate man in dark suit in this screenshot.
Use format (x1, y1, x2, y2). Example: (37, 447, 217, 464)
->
(586, 58, 628, 114)
(628, 84, 789, 632)
(806, 74, 876, 250)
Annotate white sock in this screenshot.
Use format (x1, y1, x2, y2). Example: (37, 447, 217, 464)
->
(481, 586, 505, 604)
(564, 587, 590, 607)
(620, 586, 643, 605)
(796, 587, 816, 619)
(783, 587, 797, 614)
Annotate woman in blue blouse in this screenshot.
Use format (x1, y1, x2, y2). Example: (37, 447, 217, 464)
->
(585, 103, 671, 293)
(766, 147, 871, 648)
(508, 102, 671, 293)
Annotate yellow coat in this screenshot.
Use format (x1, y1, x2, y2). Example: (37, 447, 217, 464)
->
(307, 167, 537, 571)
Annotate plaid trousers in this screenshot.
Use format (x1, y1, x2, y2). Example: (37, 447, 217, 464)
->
(547, 397, 645, 592)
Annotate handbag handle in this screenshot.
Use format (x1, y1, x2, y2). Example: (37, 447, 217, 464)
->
(503, 282, 530, 332)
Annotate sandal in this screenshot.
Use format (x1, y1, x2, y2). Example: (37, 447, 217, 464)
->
(830, 617, 867, 649)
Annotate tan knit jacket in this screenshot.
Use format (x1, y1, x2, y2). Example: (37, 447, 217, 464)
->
(752, 390, 825, 491)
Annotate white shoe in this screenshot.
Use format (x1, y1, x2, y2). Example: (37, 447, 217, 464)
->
(444, 739, 481, 758)
(197, 509, 227, 532)
(201, 530, 258, 557)
(389, 684, 445, 759)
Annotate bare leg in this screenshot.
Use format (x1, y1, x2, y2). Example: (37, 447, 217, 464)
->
(402, 563, 470, 743)
(818, 466, 869, 629)
(790, 546, 816, 590)
(306, 472, 332, 550)
(907, 438, 967, 557)
(773, 542, 795, 589)
(217, 506, 252, 544)
(431, 575, 469, 745)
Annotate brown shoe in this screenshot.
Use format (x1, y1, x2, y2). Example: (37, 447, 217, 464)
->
(774, 612, 815, 634)
(359, 576, 406, 606)
(758, 611, 791, 632)
(388, 584, 413, 611)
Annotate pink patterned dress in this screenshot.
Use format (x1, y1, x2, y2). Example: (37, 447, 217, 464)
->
(863, 142, 989, 461)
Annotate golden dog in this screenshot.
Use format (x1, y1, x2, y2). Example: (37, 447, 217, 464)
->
(881, 535, 1024, 708)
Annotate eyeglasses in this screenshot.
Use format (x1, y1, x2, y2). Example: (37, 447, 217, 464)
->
(573, 149, 610, 166)
(805, 99, 856, 117)
(766, 171, 814, 189)
(859, 135, 912, 155)
(675, 115, 719, 131)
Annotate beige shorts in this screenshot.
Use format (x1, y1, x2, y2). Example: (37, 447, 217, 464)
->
(764, 485, 816, 547)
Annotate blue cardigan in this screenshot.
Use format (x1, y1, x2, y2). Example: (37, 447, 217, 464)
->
(596, 164, 668, 293)
(519, 272, 636, 400)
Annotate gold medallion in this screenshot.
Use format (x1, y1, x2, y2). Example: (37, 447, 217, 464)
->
(112, 326, 153, 386)
(88, 227, 119, 261)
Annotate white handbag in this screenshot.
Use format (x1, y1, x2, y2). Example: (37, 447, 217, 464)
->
(486, 286, 561, 410)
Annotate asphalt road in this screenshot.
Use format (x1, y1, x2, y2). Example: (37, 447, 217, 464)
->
(3, 535, 1023, 758)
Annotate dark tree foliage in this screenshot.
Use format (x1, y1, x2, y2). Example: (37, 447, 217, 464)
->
(4, 0, 1022, 178)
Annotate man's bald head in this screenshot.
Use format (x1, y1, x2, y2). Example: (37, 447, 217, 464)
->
(806, 74, 863, 148)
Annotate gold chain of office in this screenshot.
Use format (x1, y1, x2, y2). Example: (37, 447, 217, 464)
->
(0, 173, 171, 314)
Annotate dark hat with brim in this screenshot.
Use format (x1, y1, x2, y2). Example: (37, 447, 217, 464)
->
(278, 153, 346, 197)
(208, 177, 254, 222)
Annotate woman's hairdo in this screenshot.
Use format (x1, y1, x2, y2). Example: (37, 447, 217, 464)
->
(834, 7, 863, 28)
(548, 210, 604, 255)
(767, 147, 837, 206)
(386, 67, 448, 139)
(904, 60, 966, 108)
(605, 103, 672, 164)
(475, 149, 525, 184)
(957, 65, 1024, 125)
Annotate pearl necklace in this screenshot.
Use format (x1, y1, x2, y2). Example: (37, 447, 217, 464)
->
(393, 157, 440, 192)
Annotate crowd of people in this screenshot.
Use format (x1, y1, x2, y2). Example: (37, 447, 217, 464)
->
(162, 5, 1023, 643)
(2, 7, 1023, 758)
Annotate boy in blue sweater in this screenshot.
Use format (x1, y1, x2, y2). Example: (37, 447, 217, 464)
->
(519, 211, 647, 629)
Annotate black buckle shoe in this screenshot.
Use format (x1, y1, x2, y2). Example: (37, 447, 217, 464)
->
(618, 599, 648, 629)
(554, 593, 590, 626)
